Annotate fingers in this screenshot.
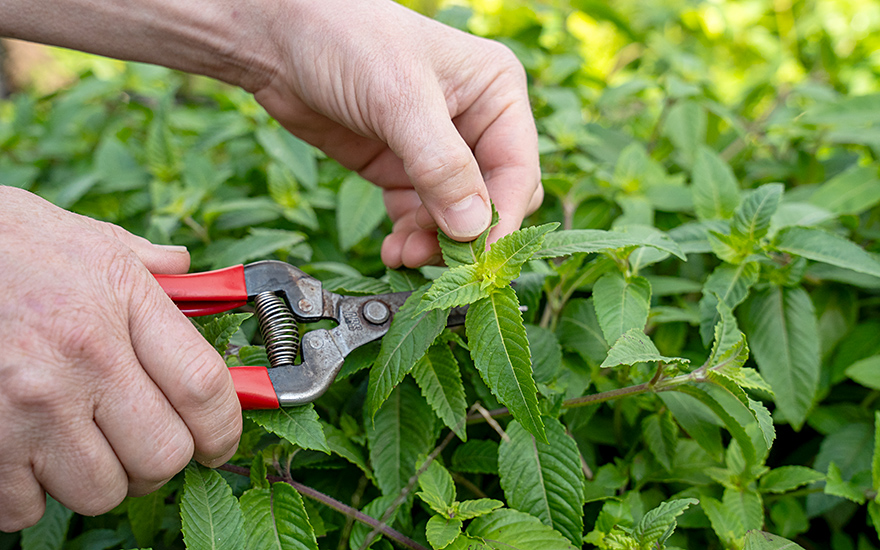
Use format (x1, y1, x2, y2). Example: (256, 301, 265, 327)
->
(125, 272, 242, 468)
(78, 215, 191, 274)
(0, 464, 44, 532)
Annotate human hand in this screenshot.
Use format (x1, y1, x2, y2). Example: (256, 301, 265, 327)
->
(0, 187, 242, 532)
(253, 0, 543, 267)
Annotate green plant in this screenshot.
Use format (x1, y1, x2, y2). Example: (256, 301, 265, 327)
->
(3, 0, 880, 549)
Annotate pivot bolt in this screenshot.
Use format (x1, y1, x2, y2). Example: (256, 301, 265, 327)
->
(363, 300, 390, 325)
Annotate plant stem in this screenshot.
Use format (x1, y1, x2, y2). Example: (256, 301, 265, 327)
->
(218, 464, 430, 550)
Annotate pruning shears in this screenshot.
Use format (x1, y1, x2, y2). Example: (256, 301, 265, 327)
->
(154, 261, 465, 410)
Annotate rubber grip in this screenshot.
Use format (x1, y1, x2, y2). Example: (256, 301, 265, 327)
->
(230, 366, 280, 409)
(155, 265, 248, 317)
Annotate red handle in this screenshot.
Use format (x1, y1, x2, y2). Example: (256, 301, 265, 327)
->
(155, 265, 248, 316)
(230, 366, 280, 409)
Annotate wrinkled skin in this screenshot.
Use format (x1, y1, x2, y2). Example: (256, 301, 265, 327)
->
(0, 0, 541, 530)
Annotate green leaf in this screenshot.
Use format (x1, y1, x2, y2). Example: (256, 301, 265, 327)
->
(336, 173, 386, 251)
(702, 496, 743, 546)
(348, 495, 403, 550)
(741, 286, 819, 430)
(699, 262, 759, 346)
(870, 501, 880, 541)
(239, 483, 319, 550)
(128, 490, 167, 548)
(145, 99, 179, 181)
(874, 411, 880, 493)
(196, 313, 252, 354)
(643, 411, 679, 472)
(535, 228, 686, 260)
(743, 531, 806, 550)
(466, 287, 545, 442)
(672, 385, 757, 466)
(255, 126, 317, 189)
(451, 440, 499, 474)
(453, 499, 504, 520)
(724, 487, 764, 533)
(731, 184, 783, 243)
(801, 93, 880, 125)
(447, 509, 577, 550)
(556, 298, 609, 365)
(322, 423, 374, 482)
(247, 404, 329, 453)
(592, 271, 652, 344)
(824, 462, 866, 504)
(759, 466, 825, 494)
(691, 146, 741, 220)
(497, 417, 586, 545)
(204, 228, 307, 269)
(600, 328, 689, 369)
(438, 206, 499, 268)
(368, 287, 448, 417)
(808, 164, 880, 216)
(417, 460, 456, 513)
(426, 516, 462, 549)
(20, 496, 73, 550)
(635, 498, 699, 544)
(482, 223, 558, 287)
(664, 100, 707, 166)
(418, 265, 485, 312)
(526, 324, 563, 384)
(774, 226, 880, 278)
(180, 463, 244, 550)
(367, 381, 436, 495)
(411, 342, 468, 440)
(845, 355, 880, 390)
(661, 391, 725, 461)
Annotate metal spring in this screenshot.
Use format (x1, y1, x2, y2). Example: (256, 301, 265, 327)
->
(253, 291, 300, 368)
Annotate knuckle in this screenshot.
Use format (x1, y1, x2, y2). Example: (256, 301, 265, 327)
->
(177, 346, 231, 409)
(134, 428, 194, 484)
(0, 367, 66, 411)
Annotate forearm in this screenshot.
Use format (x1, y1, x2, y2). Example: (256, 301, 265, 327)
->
(0, 0, 279, 91)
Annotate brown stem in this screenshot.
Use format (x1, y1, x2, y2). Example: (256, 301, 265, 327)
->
(218, 464, 429, 550)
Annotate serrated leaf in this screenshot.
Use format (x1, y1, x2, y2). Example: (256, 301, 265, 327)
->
(482, 223, 558, 287)
(643, 412, 679, 472)
(759, 466, 825, 494)
(451, 440, 499, 474)
(427, 516, 463, 549)
(774, 226, 880, 278)
(661, 391, 725, 461)
(691, 146, 741, 220)
(367, 381, 436, 495)
(702, 496, 744, 545)
(453, 499, 504, 520)
(447, 509, 577, 550)
(705, 300, 748, 370)
(741, 286, 819, 430)
(255, 126, 317, 189)
(323, 423, 374, 482)
(128, 490, 167, 548)
(145, 100, 179, 181)
(749, 398, 776, 451)
(743, 531, 806, 550)
(246, 404, 330, 454)
(556, 298, 609, 365)
(874, 411, 880, 492)
(635, 498, 699, 544)
(349, 495, 403, 550)
(731, 184, 783, 243)
(438, 206, 499, 268)
(20, 496, 73, 550)
(387, 268, 430, 292)
(417, 460, 456, 513)
(808, 164, 880, 215)
(196, 313, 252, 354)
(411, 343, 468, 440)
(337, 173, 386, 251)
(724, 488, 764, 534)
(466, 287, 545, 442)
(498, 417, 585, 545)
(673, 385, 757, 466)
(535, 228, 686, 260)
(592, 272, 652, 344)
(600, 328, 689, 369)
(824, 462, 867, 504)
(368, 287, 448, 417)
(204, 228, 306, 269)
(240, 483, 319, 550)
(418, 265, 486, 312)
(526, 324, 562, 384)
(180, 463, 244, 550)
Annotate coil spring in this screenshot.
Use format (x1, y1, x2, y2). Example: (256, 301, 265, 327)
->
(253, 291, 300, 368)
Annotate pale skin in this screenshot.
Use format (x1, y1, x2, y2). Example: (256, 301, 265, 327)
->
(0, 0, 542, 531)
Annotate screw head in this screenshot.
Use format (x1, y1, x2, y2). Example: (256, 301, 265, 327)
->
(363, 300, 390, 324)
(298, 298, 313, 312)
(309, 337, 324, 349)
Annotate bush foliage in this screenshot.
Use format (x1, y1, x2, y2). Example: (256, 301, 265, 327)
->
(2, 0, 880, 549)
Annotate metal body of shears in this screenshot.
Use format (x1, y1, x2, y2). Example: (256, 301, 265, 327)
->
(155, 261, 463, 409)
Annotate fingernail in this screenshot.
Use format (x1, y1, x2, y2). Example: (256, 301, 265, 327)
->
(157, 244, 188, 253)
(442, 195, 490, 239)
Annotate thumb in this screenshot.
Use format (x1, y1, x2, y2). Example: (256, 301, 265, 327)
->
(79, 216, 191, 274)
(393, 97, 492, 241)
